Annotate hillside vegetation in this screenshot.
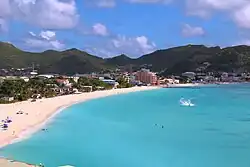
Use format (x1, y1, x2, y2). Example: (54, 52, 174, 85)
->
(1, 42, 250, 75)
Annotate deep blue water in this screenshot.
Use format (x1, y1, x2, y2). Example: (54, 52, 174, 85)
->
(1, 84, 250, 167)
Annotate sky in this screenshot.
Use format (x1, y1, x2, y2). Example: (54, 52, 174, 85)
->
(0, 0, 250, 58)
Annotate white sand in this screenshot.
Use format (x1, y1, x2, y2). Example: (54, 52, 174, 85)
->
(0, 158, 35, 167)
(0, 86, 158, 148)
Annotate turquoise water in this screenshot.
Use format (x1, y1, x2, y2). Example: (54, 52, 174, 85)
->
(1, 85, 250, 167)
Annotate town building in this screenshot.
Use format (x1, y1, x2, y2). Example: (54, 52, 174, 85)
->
(1, 96, 14, 102)
(38, 74, 57, 79)
(100, 78, 119, 88)
(72, 76, 79, 83)
(135, 69, 158, 85)
(166, 78, 180, 84)
(20, 76, 29, 82)
(182, 72, 196, 79)
(56, 78, 72, 87)
(128, 75, 136, 84)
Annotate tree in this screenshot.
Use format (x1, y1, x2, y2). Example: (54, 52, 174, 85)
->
(78, 77, 91, 86)
(69, 78, 77, 88)
(116, 77, 132, 88)
(77, 77, 112, 91)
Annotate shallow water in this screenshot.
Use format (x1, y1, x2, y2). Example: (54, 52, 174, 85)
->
(1, 84, 250, 167)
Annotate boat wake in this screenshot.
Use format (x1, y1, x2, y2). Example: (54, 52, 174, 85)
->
(179, 98, 195, 107)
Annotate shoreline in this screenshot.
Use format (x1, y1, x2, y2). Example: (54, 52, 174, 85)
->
(166, 83, 201, 87)
(0, 158, 36, 167)
(9, 104, 69, 146)
(0, 86, 159, 149)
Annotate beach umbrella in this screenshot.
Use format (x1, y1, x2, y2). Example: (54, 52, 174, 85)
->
(4, 117, 12, 123)
(6, 119, 12, 123)
(2, 124, 8, 128)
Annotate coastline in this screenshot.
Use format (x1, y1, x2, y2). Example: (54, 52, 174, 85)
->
(0, 86, 159, 149)
(166, 83, 201, 87)
(0, 158, 36, 167)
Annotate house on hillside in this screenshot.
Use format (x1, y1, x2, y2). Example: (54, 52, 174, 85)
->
(182, 72, 196, 79)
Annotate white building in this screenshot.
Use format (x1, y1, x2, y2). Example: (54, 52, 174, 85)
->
(30, 71, 38, 75)
(166, 78, 180, 84)
(20, 76, 29, 82)
(38, 74, 55, 79)
(73, 76, 79, 83)
(182, 72, 196, 79)
(1, 96, 14, 102)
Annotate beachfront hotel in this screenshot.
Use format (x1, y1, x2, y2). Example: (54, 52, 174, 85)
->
(135, 69, 158, 85)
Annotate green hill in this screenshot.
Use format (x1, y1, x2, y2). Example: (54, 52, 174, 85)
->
(0, 43, 109, 74)
(1, 42, 250, 75)
(105, 54, 134, 66)
(106, 45, 250, 75)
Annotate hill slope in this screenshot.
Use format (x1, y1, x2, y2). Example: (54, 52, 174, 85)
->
(106, 45, 250, 75)
(146, 45, 250, 75)
(105, 54, 134, 66)
(1, 42, 250, 75)
(0, 43, 109, 74)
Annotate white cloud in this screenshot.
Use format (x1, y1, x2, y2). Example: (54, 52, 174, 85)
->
(0, 0, 11, 17)
(182, 24, 205, 37)
(92, 23, 109, 36)
(85, 35, 157, 58)
(186, 0, 250, 28)
(186, 0, 247, 14)
(112, 35, 156, 55)
(235, 39, 250, 46)
(87, 0, 116, 7)
(39, 31, 56, 40)
(96, 0, 116, 7)
(89, 0, 171, 7)
(25, 31, 65, 50)
(233, 5, 250, 29)
(127, 0, 171, 4)
(29, 31, 36, 37)
(0, 0, 79, 29)
(135, 36, 156, 52)
(0, 19, 8, 33)
(85, 47, 115, 57)
(81, 23, 110, 36)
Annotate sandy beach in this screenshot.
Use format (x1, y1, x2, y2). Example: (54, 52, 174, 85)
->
(0, 86, 158, 149)
(0, 158, 35, 167)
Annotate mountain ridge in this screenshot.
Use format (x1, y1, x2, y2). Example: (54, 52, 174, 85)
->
(1, 42, 250, 75)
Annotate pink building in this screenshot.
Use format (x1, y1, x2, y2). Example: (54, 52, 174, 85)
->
(135, 69, 158, 85)
(56, 79, 72, 87)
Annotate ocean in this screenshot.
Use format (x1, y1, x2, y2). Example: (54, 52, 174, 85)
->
(1, 84, 250, 167)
